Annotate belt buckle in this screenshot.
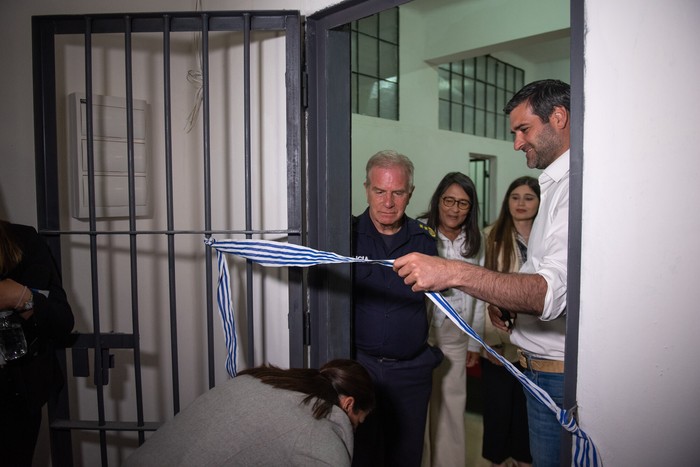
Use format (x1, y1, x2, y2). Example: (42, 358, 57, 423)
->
(518, 349, 534, 371)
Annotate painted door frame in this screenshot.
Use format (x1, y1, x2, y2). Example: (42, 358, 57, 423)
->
(305, 2, 585, 465)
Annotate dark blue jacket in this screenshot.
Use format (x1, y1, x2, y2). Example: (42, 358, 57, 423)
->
(352, 209, 437, 360)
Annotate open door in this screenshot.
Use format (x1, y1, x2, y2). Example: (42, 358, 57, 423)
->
(305, 0, 412, 367)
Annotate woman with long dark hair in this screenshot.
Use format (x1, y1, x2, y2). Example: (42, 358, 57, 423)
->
(124, 359, 375, 466)
(420, 172, 484, 467)
(481, 176, 540, 467)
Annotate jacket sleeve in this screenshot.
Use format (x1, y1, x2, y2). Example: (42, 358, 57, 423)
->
(15, 226, 75, 344)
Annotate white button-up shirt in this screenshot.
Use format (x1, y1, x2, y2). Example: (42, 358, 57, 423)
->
(511, 150, 569, 360)
(429, 228, 485, 353)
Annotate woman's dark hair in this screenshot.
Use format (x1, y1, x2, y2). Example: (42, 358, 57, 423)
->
(419, 172, 481, 258)
(237, 358, 375, 420)
(503, 79, 570, 123)
(0, 220, 22, 277)
(484, 176, 540, 273)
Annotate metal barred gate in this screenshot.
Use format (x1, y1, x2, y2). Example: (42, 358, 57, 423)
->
(32, 10, 303, 465)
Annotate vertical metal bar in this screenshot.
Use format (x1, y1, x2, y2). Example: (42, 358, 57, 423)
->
(484, 158, 491, 226)
(285, 14, 305, 367)
(83, 16, 108, 466)
(162, 14, 181, 415)
(200, 13, 216, 389)
(124, 15, 146, 444)
(394, 9, 400, 120)
(563, 0, 584, 464)
(243, 13, 255, 369)
(32, 16, 74, 467)
(33, 21, 59, 235)
(374, 16, 381, 117)
(470, 60, 476, 134)
(306, 19, 353, 367)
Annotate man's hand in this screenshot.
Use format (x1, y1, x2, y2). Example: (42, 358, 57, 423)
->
(488, 304, 512, 333)
(393, 253, 454, 292)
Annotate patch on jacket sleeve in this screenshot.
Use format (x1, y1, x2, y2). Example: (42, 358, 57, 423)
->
(417, 222, 436, 238)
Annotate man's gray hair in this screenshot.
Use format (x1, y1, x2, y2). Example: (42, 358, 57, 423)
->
(364, 150, 415, 189)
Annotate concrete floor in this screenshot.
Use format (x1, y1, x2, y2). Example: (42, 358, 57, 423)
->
(465, 410, 491, 467)
(466, 410, 522, 467)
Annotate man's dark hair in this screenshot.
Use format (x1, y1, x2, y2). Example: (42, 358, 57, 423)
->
(503, 79, 570, 123)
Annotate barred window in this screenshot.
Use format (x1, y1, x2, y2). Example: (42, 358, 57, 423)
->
(439, 55, 524, 141)
(351, 8, 399, 120)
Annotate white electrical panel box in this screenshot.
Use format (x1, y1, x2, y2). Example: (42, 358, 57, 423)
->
(69, 93, 149, 219)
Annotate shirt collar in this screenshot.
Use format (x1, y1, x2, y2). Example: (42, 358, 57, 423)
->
(540, 149, 570, 184)
(358, 208, 408, 238)
(436, 227, 466, 243)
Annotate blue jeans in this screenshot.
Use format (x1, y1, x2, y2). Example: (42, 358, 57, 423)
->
(522, 369, 565, 467)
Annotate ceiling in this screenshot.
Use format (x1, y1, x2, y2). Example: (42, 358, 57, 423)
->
(405, 0, 571, 65)
(505, 36, 571, 64)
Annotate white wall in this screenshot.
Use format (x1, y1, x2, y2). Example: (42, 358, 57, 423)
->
(579, 0, 700, 464)
(0, 0, 339, 224)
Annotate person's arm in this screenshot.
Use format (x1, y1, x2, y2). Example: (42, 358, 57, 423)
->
(13, 227, 74, 341)
(0, 278, 28, 310)
(393, 253, 547, 315)
(466, 351, 480, 368)
(467, 246, 487, 350)
(466, 287, 485, 368)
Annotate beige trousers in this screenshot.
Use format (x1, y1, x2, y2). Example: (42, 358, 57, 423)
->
(422, 319, 469, 467)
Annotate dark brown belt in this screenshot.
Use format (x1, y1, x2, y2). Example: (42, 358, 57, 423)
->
(358, 345, 427, 363)
(518, 350, 564, 374)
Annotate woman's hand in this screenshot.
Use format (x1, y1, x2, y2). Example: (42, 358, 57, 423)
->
(0, 278, 26, 310)
(465, 351, 480, 368)
(484, 349, 504, 366)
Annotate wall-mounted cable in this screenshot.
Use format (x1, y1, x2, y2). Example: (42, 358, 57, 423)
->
(184, 0, 204, 133)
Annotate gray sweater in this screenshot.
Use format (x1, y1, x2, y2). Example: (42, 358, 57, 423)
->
(123, 375, 354, 466)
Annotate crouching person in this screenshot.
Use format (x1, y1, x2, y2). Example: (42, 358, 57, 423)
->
(123, 359, 375, 467)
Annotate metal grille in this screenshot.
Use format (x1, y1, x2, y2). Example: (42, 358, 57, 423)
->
(350, 7, 399, 120)
(32, 11, 302, 466)
(438, 55, 524, 141)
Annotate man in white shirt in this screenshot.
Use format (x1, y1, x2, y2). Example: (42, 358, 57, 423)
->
(394, 80, 571, 467)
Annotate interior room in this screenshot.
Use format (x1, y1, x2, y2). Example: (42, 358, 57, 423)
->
(0, 0, 698, 466)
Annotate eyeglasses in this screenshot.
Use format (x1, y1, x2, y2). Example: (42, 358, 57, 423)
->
(441, 196, 471, 210)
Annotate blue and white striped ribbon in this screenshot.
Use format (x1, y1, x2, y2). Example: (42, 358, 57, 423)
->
(205, 238, 601, 466)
